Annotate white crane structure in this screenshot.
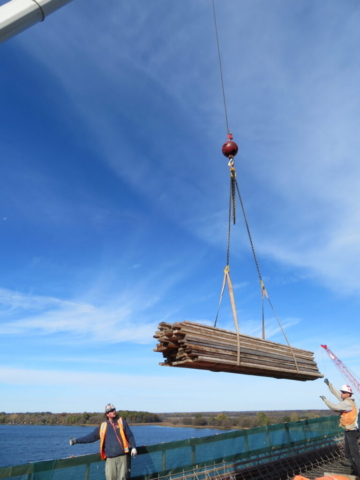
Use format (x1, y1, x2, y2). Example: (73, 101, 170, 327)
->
(0, 0, 72, 43)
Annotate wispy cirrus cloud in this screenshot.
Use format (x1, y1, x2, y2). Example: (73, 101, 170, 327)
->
(0, 246, 209, 344)
(15, 0, 360, 302)
(0, 287, 158, 343)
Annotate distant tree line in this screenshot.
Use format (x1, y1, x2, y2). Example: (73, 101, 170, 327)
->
(0, 410, 162, 426)
(0, 410, 334, 429)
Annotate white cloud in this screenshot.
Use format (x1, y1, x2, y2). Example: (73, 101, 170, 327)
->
(12, 0, 360, 302)
(2, 361, 358, 413)
(0, 365, 323, 412)
(0, 288, 64, 310)
(0, 288, 157, 343)
(3, 1, 360, 414)
(0, 246, 209, 343)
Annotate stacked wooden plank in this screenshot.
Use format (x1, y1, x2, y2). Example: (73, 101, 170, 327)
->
(153, 321, 323, 381)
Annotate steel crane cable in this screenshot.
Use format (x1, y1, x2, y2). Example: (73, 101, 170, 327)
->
(234, 173, 267, 339)
(212, 0, 258, 341)
(211, 0, 241, 365)
(212, 0, 230, 136)
(232, 164, 300, 371)
(211, 1, 299, 372)
(234, 167, 298, 366)
(214, 163, 241, 364)
(214, 159, 267, 338)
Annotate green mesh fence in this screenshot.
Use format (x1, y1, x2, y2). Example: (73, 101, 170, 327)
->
(0, 415, 344, 480)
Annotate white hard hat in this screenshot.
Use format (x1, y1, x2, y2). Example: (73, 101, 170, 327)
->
(340, 385, 353, 394)
(105, 403, 116, 413)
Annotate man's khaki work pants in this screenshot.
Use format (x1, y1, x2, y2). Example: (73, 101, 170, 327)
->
(105, 454, 129, 480)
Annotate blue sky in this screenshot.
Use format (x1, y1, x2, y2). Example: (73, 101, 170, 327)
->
(1, 0, 360, 414)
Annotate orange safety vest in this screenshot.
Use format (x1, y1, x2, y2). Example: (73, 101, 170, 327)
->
(339, 399, 358, 429)
(99, 418, 130, 460)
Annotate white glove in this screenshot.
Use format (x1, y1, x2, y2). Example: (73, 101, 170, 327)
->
(131, 448, 137, 458)
(69, 438, 76, 446)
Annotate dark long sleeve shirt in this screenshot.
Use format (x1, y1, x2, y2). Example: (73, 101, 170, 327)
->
(76, 418, 136, 458)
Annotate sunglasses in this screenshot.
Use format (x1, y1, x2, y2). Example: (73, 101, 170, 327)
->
(107, 408, 116, 413)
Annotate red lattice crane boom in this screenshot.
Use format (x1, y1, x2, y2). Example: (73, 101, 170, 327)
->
(321, 344, 360, 395)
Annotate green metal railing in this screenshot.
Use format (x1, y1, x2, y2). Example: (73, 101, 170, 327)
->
(0, 415, 344, 480)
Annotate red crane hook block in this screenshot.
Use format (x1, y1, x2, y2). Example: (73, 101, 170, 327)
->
(222, 133, 238, 158)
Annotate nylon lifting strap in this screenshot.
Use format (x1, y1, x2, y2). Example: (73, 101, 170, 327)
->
(214, 157, 300, 373)
(214, 265, 241, 365)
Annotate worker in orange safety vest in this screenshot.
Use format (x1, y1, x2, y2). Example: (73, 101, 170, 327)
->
(69, 403, 137, 480)
(320, 379, 360, 478)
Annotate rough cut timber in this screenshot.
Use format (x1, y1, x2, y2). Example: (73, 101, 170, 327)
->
(153, 321, 323, 382)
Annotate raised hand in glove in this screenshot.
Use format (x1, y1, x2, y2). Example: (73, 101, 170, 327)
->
(324, 378, 330, 386)
(69, 438, 77, 446)
(131, 448, 137, 458)
(319, 396, 326, 401)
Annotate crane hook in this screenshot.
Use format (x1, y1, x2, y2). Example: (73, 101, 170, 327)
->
(222, 133, 239, 158)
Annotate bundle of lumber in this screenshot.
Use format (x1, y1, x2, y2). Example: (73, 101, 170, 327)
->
(154, 321, 323, 381)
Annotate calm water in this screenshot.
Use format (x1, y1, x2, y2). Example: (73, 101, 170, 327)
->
(0, 424, 232, 468)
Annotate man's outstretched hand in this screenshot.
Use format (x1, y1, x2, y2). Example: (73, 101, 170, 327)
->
(324, 378, 330, 386)
(69, 438, 77, 446)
